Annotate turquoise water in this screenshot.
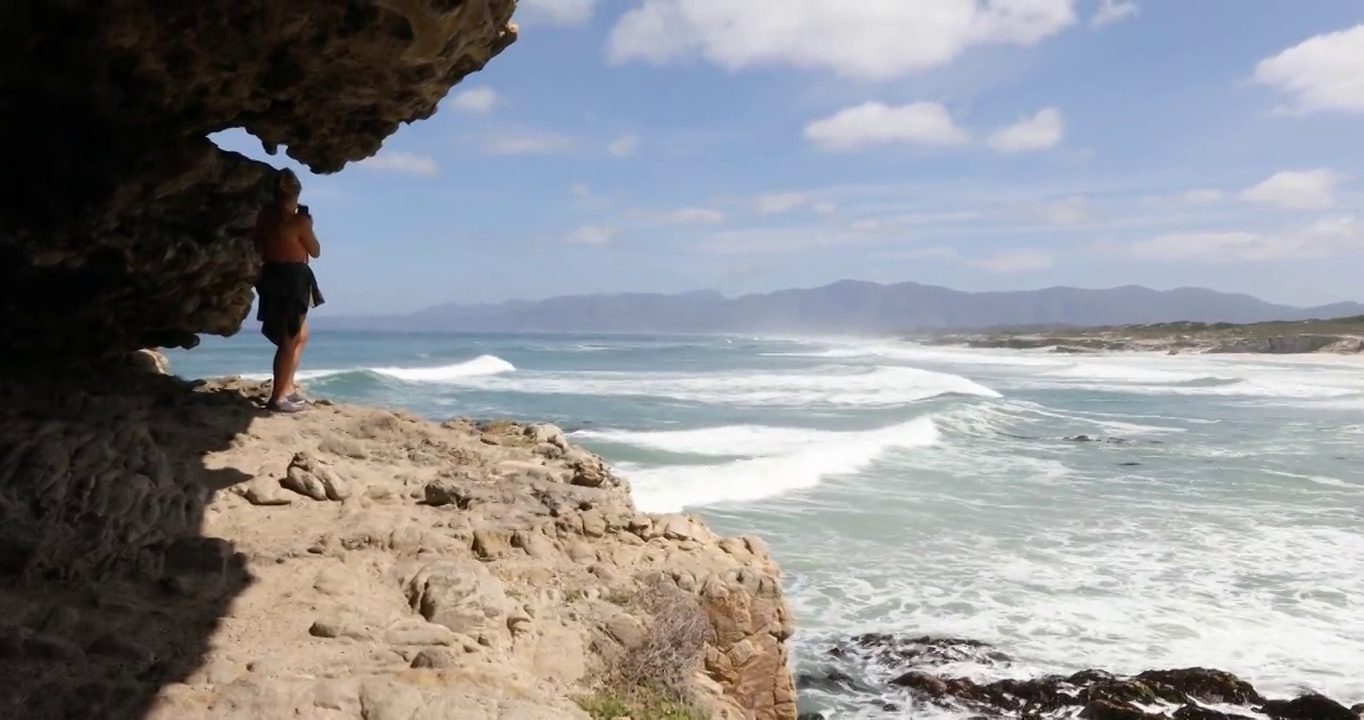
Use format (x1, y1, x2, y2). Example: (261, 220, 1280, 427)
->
(168, 330, 1364, 716)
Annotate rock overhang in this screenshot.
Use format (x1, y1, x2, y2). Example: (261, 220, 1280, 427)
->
(0, 1, 518, 366)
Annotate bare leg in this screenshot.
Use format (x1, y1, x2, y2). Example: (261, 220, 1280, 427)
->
(287, 320, 310, 396)
(270, 335, 296, 403)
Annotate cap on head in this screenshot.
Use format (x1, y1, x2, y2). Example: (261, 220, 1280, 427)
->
(274, 168, 303, 200)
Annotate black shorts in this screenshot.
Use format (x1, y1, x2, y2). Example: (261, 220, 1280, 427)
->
(255, 262, 322, 345)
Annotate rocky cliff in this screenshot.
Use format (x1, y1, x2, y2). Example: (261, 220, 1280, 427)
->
(0, 366, 797, 720)
(0, 1, 515, 364)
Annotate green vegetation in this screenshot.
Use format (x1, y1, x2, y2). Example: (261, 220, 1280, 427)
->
(603, 589, 635, 606)
(1028, 315, 1364, 340)
(913, 314, 1364, 352)
(477, 419, 519, 433)
(576, 687, 708, 720)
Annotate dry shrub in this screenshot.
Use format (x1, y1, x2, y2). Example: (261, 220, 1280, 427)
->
(580, 575, 714, 719)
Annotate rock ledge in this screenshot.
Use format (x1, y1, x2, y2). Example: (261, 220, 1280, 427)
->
(0, 369, 796, 720)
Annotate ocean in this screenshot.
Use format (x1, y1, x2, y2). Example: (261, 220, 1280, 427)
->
(166, 330, 1364, 717)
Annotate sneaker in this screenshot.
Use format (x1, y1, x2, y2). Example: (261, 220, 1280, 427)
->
(266, 397, 307, 413)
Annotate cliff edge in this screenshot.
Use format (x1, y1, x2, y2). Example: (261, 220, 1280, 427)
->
(0, 361, 797, 719)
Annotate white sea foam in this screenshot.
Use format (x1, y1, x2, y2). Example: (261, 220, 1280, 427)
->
(573, 424, 837, 457)
(624, 416, 940, 513)
(784, 507, 1364, 711)
(982, 354, 1364, 401)
(792, 340, 1364, 404)
(1042, 362, 1236, 385)
(460, 365, 999, 407)
(241, 367, 346, 382)
(370, 354, 515, 381)
(1261, 469, 1360, 490)
(769, 342, 1067, 368)
(242, 354, 516, 383)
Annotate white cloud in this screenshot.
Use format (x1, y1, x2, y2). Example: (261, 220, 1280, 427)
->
(355, 150, 439, 177)
(753, 192, 809, 215)
(987, 107, 1065, 153)
(606, 0, 1077, 81)
(883, 246, 959, 261)
(635, 207, 727, 225)
(805, 102, 969, 151)
(813, 201, 838, 215)
(850, 219, 892, 233)
(1182, 188, 1225, 204)
(1240, 169, 1343, 210)
(1128, 216, 1364, 262)
(482, 130, 576, 155)
(971, 249, 1055, 273)
(519, 0, 597, 26)
(570, 183, 592, 198)
(851, 210, 979, 234)
(699, 227, 879, 254)
(1036, 195, 1089, 225)
(450, 87, 500, 113)
(1091, 0, 1138, 27)
(1253, 24, 1364, 114)
(562, 225, 618, 245)
(608, 133, 639, 157)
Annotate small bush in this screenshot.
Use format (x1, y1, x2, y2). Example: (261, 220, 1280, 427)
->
(478, 419, 519, 433)
(576, 686, 707, 720)
(580, 577, 714, 720)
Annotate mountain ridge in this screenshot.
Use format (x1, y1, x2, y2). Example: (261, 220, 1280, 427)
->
(312, 280, 1364, 335)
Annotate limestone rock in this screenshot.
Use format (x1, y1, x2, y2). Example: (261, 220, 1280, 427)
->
(126, 349, 172, 375)
(281, 452, 350, 502)
(0, 373, 799, 720)
(406, 560, 512, 642)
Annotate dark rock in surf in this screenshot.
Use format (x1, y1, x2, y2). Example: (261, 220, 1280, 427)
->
(796, 670, 867, 695)
(1259, 693, 1357, 720)
(845, 633, 1012, 668)
(1063, 434, 1165, 446)
(812, 633, 1355, 720)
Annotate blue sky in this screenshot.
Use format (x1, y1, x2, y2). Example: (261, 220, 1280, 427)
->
(211, 0, 1364, 315)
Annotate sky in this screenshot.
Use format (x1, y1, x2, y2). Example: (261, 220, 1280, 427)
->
(211, 0, 1364, 315)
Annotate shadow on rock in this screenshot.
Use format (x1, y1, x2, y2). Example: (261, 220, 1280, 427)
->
(799, 635, 1363, 720)
(0, 363, 263, 719)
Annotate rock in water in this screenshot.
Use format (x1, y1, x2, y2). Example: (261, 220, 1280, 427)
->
(806, 634, 1357, 720)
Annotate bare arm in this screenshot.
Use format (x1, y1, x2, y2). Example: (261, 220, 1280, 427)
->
(298, 215, 321, 259)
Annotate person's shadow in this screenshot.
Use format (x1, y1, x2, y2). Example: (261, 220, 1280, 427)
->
(0, 364, 261, 719)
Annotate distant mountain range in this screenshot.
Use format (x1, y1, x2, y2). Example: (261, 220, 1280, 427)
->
(312, 281, 1364, 335)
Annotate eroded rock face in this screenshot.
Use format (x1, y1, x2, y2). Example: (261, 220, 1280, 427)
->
(0, 374, 798, 719)
(0, 1, 518, 364)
